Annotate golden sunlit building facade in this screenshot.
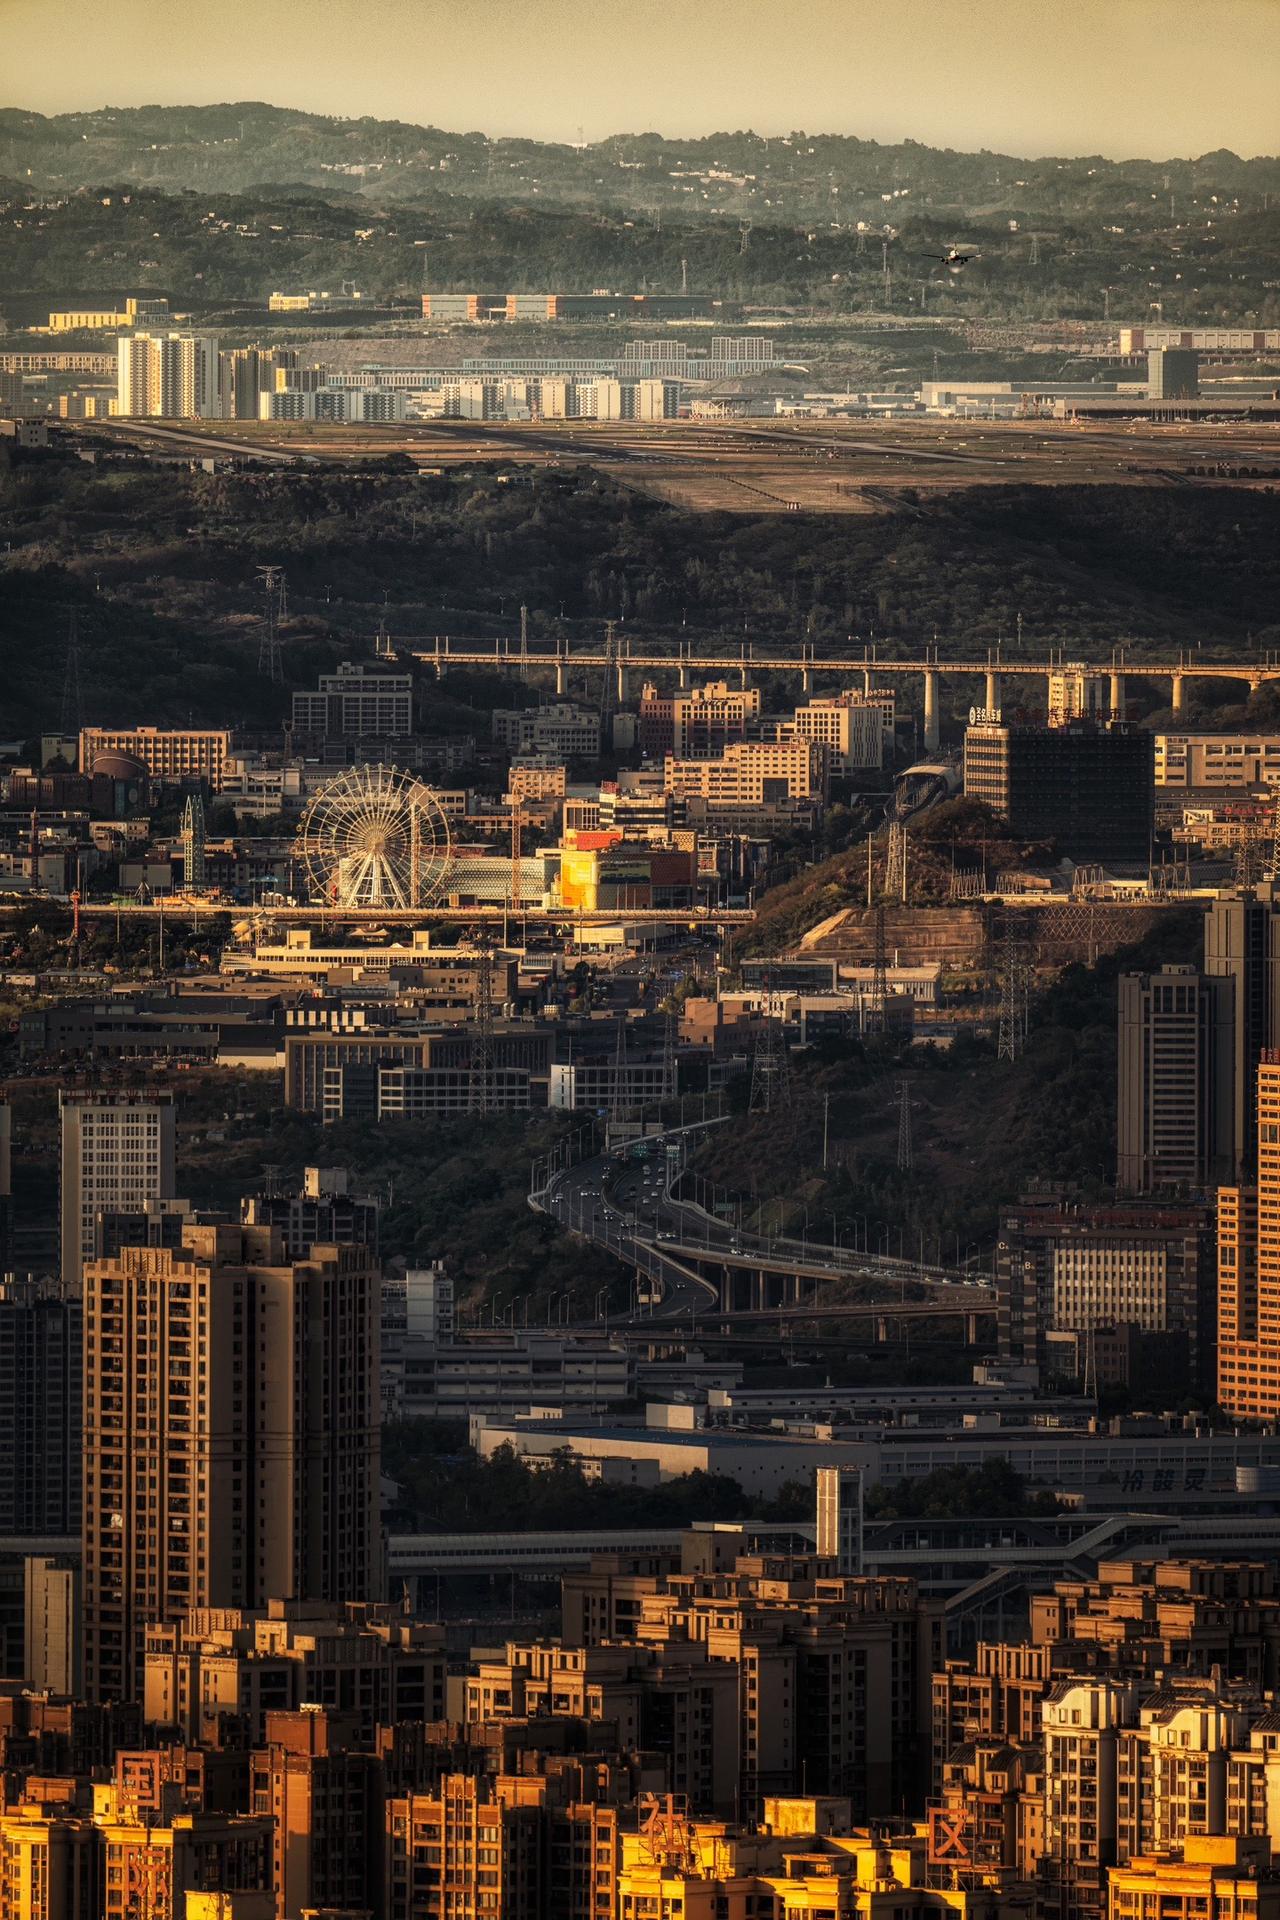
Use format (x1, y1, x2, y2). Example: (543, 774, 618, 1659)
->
(1218, 1052, 1280, 1417)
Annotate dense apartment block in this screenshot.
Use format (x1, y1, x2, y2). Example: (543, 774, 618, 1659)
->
(1111, 1838, 1280, 1920)
(557, 1539, 942, 1820)
(115, 330, 220, 418)
(0, 1770, 273, 1920)
(250, 1706, 384, 1918)
(466, 1640, 740, 1816)
(932, 1562, 1280, 1920)
(616, 1809, 1033, 1920)
(386, 1770, 625, 1920)
(144, 1600, 446, 1745)
(83, 1226, 380, 1702)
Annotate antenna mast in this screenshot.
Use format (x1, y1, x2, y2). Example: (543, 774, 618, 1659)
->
(181, 794, 206, 890)
(61, 610, 83, 739)
(896, 1080, 913, 1173)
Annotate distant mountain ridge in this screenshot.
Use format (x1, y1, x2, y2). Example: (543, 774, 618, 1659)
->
(2, 101, 1276, 215)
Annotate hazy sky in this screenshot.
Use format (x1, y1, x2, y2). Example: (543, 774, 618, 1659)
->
(5, 0, 1278, 160)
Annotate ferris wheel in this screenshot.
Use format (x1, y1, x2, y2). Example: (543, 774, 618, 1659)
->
(296, 765, 453, 909)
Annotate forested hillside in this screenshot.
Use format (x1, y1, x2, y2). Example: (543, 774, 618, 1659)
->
(3, 459, 1278, 737)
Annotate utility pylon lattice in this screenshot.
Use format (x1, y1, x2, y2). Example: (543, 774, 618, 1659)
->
(896, 1080, 913, 1173)
(749, 1011, 792, 1114)
(885, 822, 908, 901)
(61, 611, 83, 739)
(866, 902, 889, 1034)
(611, 1017, 629, 1116)
(519, 604, 530, 682)
(662, 990, 679, 1101)
(468, 936, 495, 1113)
(1233, 800, 1274, 890)
(599, 619, 619, 731)
(997, 921, 1031, 1063)
(256, 564, 286, 683)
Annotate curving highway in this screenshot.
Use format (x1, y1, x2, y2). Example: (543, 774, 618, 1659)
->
(534, 1124, 994, 1328)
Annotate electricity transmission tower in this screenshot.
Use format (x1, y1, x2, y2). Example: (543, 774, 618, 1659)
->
(885, 822, 908, 901)
(865, 902, 889, 1035)
(468, 937, 495, 1113)
(610, 1017, 629, 1116)
(662, 995, 679, 1100)
(256, 564, 286, 682)
(1236, 827, 1266, 890)
(997, 921, 1031, 1062)
(896, 1080, 913, 1173)
(749, 1002, 793, 1115)
(598, 618, 620, 735)
(61, 611, 83, 738)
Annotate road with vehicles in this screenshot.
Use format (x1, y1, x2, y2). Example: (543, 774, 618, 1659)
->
(533, 1123, 994, 1329)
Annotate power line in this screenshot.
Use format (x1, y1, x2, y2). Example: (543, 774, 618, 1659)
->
(468, 935, 495, 1113)
(61, 610, 83, 738)
(662, 992, 679, 1101)
(896, 1080, 913, 1173)
(599, 618, 619, 730)
(866, 902, 889, 1035)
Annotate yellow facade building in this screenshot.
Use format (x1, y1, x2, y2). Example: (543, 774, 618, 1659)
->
(1110, 1836, 1280, 1920)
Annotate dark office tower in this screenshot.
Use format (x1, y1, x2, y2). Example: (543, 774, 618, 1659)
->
(962, 719, 1153, 865)
(1117, 966, 1234, 1194)
(1204, 883, 1280, 1175)
(0, 1278, 82, 1534)
(1147, 348, 1200, 400)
